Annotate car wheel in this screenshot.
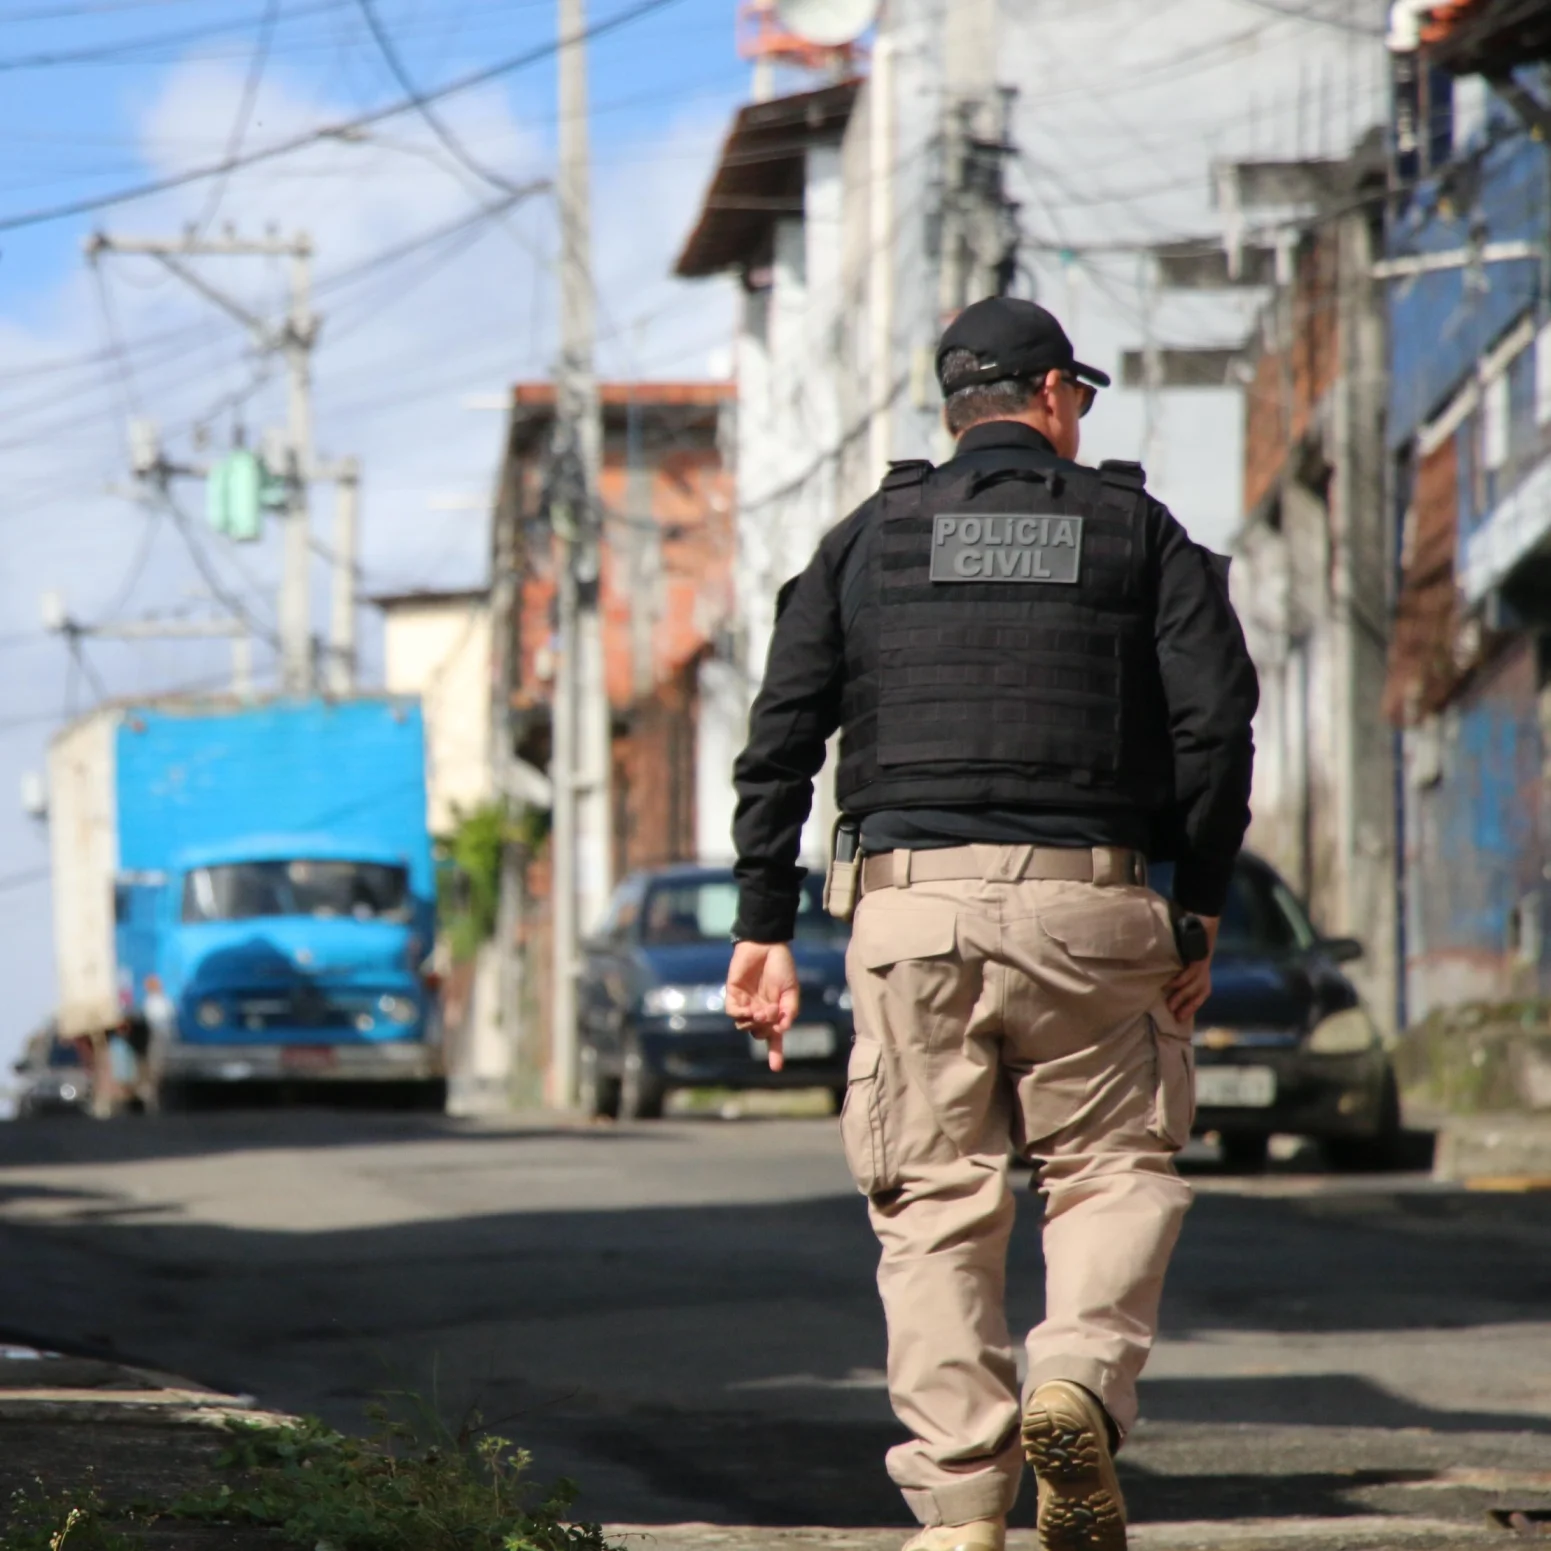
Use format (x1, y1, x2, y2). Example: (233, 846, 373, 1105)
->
(1322, 1070, 1403, 1173)
(579, 1044, 621, 1120)
(1219, 1132, 1270, 1171)
(619, 1040, 666, 1121)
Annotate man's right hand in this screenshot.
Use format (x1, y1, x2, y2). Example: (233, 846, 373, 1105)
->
(725, 941, 800, 1071)
(1164, 913, 1219, 1023)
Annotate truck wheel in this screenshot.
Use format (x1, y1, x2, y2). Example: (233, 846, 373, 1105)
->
(579, 1045, 621, 1120)
(156, 1080, 197, 1114)
(619, 1041, 666, 1121)
(392, 1079, 447, 1113)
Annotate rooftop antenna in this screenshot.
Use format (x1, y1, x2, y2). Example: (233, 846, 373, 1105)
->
(738, 0, 877, 101)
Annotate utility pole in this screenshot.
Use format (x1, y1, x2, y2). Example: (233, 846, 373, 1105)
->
(42, 602, 254, 696)
(327, 457, 360, 695)
(549, 0, 611, 1109)
(86, 231, 350, 697)
(282, 237, 317, 695)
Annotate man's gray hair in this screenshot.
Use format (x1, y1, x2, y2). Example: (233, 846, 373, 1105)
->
(940, 348, 1038, 436)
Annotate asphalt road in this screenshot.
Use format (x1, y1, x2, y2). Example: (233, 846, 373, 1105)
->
(1, 1109, 1549, 1541)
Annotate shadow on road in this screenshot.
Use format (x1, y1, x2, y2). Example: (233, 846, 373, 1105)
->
(2, 1121, 1549, 1525)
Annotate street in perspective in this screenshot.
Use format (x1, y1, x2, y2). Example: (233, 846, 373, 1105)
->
(2, 1, 1551, 1549)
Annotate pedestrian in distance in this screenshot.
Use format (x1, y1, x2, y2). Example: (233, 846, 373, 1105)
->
(724, 296, 1259, 1551)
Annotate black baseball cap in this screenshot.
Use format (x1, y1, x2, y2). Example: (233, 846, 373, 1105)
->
(935, 297, 1111, 397)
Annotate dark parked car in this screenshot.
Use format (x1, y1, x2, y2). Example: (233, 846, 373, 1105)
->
(1162, 851, 1400, 1171)
(577, 864, 853, 1119)
(11, 1027, 93, 1119)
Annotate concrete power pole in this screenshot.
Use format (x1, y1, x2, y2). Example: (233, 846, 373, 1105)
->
(86, 231, 349, 697)
(550, 0, 612, 1109)
(281, 238, 317, 695)
(327, 457, 360, 695)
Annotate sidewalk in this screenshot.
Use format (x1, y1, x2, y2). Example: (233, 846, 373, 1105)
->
(0, 1343, 1527, 1551)
(1431, 1109, 1551, 1186)
(0, 1341, 301, 1548)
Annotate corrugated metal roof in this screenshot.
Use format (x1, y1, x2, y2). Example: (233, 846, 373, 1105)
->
(674, 80, 860, 279)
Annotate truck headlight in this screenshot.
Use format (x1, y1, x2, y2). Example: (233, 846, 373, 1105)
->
(1307, 1007, 1378, 1054)
(642, 984, 725, 1017)
(195, 1000, 224, 1029)
(378, 994, 418, 1025)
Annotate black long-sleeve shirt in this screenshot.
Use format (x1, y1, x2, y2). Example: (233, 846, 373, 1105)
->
(732, 422, 1259, 940)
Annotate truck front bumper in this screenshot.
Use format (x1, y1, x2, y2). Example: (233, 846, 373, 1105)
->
(160, 1040, 442, 1084)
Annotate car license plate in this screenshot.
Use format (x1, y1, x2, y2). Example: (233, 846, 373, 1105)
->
(1196, 1065, 1276, 1107)
(281, 1045, 338, 1074)
(750, 1024, 836, 1062)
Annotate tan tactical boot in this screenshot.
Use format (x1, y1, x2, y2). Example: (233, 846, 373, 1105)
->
(901, 1519, 1006, 1551)
(1022, 1380, 1127, 1551)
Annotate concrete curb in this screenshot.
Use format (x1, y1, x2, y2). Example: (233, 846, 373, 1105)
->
(0, 1342, 292, 1427)
(603, 1519, 1503, 1551)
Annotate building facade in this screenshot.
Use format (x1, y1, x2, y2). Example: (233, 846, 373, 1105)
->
(1228, 142, 1399, 1031)
(1382, 2, 1551, 1021)
(488, 381, 737, 1098)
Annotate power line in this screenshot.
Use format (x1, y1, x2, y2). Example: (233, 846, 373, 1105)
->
(0, 867, 50, 894)
(0, 0, 691, 233)
(0, 0, 345, 73)
(353, 0, 520, 197)
(1231, 0, 1383, 36)
(193, 0, 282, 235)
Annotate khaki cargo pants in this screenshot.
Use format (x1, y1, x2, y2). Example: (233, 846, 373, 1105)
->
(839, 846, 1194, 1527)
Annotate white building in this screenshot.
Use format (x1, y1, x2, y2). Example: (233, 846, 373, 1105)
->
(374, 588, 494, 836)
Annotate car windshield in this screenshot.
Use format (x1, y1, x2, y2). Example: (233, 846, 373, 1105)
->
(1151, 860, 1315, 955)
(181, 859, 411, 924)
(639, 878, 848, 946)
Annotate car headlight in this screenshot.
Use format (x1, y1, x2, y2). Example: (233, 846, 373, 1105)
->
(1307, 1007, 1378, 1054)
(822, 985, 853, 1011)
(642, 984, 726, 1017)
(378, 994, 418, 1025)
(195, 999, 224, 1029)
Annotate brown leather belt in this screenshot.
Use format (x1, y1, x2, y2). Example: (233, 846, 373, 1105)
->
(859, 844, 1146, 894)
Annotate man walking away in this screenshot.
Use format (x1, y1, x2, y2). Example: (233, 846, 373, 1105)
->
(726, 297, 1258, 1551)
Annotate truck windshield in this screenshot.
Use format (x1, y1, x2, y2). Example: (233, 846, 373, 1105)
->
(181, 860, 411, 924)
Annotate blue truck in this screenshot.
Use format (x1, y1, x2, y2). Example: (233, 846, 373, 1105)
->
(47, 697, 443, 1108)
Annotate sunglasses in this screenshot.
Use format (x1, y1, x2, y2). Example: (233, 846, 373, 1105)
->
(1060, 374, 1097, 419)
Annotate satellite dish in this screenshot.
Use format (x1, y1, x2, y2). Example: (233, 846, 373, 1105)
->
(774, 0, 878, 47)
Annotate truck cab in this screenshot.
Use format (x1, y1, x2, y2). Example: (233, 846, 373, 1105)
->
(142, 836, 442, 1103)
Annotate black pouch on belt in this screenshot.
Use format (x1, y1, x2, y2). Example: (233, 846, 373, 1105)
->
(823, 818, 861, 923)
(1170, 903, 1211, 964)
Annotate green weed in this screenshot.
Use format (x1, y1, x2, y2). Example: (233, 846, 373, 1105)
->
(168, 1406, 607, 1551)
(3, 1406, 610, 1551)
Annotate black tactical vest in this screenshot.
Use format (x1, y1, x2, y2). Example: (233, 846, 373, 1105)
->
(834, 445, 1176, 816)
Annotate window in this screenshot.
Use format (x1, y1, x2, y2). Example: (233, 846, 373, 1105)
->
(638, 876, 848, 946)
(181, 859, 410, 924)
(599, 878, 646, 941)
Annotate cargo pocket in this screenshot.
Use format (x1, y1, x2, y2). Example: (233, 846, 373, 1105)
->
(1037, 890, 1175, 963)
(839, 1036, 894, 1196)
(1147, 1009, 1196, 1150)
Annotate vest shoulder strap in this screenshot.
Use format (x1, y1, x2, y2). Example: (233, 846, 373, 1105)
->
(1098, 458, 1147, 491)
(880, 458, 933, 492)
